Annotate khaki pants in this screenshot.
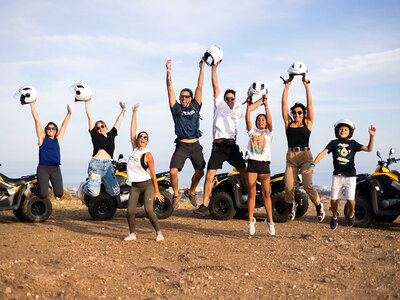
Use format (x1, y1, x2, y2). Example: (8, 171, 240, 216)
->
(284, 150, 320, 206)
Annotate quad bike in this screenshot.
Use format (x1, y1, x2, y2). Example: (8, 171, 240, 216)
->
(82, 155, 174, 221)
(344, 148, 400, 227)
(0, 164, 52, 222)
(209, 170, 309, 221)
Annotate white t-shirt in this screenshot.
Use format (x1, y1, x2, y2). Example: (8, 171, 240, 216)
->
(247, 127, 273, 162)
(212, 92, 245, 140)
(127, 148, 151, 183)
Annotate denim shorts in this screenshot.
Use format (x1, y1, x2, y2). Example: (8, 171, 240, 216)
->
(83, 158, 120, 197)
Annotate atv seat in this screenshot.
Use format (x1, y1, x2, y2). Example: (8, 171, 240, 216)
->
(0, 173, 36, 186)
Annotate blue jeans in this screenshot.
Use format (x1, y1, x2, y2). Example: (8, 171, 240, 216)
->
(83, 158, 120, 197)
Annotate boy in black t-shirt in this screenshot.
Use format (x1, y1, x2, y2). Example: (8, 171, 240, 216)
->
(304, 119, 376, 230)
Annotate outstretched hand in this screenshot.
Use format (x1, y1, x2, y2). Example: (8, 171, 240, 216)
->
(303, 167, 314, 175)
(166, 59, 172, 71)
(302, 76, 311, 85)
(369, 125, 376, 136)
(132, 104, 139, 112)
(155, 192, 164, 202)
(67, 104, 71, 114)
(212, 60, 221, 69)
(199, 57, 205, 68)
(119, 101, 126, 111)
(262, 96, 268, 106)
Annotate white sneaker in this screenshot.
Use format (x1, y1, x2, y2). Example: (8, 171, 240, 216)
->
(265, 219, 276, 236)
(156, 233, 164, 242)
(123, 233, 137, 241)
(248, 217, 256, 236)
(76, 182, 85, 200)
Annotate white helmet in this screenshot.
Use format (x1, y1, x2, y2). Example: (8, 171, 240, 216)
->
(334, 119, 355, 139)
(248, 81, 268, 97)
(15, 86, 38, 105)
(70, 83, 92, 102)
(288, 61, 308, 76)
(204, 45, 223, 66)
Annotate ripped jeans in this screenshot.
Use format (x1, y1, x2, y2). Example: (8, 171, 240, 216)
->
(83, 158, 120, 197)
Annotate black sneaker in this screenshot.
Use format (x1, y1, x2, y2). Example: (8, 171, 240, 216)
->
(184, 189, 198, 207)
(316, 203, 325, 222)
(172, 193, 182, 210)
(193, 204, 209, 217)
(347, 215, 355, 227)
(330, 212, 339, 230)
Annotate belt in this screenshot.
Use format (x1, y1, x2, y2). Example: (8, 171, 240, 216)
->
(289, 147, 309, 152)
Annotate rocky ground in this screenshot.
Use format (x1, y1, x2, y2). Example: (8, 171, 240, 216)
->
(0, 192, 399, 299)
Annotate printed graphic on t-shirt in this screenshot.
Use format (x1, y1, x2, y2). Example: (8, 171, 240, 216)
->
(250, 131, 267, 155)
(336, 142, 352, 165)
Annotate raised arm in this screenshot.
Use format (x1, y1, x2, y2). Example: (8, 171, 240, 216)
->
(361, 125, 376, 152)
(303, 78, 314, 129)
(263, 97, 273, 132)
(211, 61, 221, 99)
(245, 96, 264, 131)
(303, 148, 329, 174)
(29, 101, 45, 145)
(130, 104, 139, 150)
(145, 152, 164, 202)
(84, 99, 95, 131)
(166, 59, 177, 108)
(56, 105, 72, 143)
(113, 101, 126, 131)
(194, 57, 205, 105)
(281, 81, 292, 129)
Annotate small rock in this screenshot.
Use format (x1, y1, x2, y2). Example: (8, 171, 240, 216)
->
(5, 287, 12, 294)
(245, 272, 250, 276)
(308, 256, 315, 261)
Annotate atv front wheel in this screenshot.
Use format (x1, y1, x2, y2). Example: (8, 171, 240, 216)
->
(209, 192, 236, 220)
(271, 191, 289, 222)
(344, 195, 374, 227)
(21, 196, 52, 222)
(88, 193, 117, 221)
(154, 190, 173, 219)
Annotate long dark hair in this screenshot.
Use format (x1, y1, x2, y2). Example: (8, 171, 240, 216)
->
(290, 102, 307, 118)
(44, 122, 58, 136)
(255, 114, 268, 129)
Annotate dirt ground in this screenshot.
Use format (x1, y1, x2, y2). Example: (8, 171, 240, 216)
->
(1, 192, 400, 300)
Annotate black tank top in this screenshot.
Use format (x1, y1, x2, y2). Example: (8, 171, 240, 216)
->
(286, 121, 311, 148)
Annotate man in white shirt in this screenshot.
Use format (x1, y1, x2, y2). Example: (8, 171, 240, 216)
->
(194, 61, 248, 216)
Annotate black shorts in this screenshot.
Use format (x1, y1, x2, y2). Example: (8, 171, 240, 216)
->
(247, 159, 270, 175)
(207, 141, 246, 170)
(169, 141, 206, 171)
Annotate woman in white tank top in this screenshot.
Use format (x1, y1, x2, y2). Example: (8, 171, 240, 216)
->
(123, 104, 165, 242)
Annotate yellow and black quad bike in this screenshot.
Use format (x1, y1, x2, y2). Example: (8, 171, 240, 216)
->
(209, 170, 309, 221)
(82, 155, 174, 221)
(0, 164, 52, 222)
(344, 148, 400, 227)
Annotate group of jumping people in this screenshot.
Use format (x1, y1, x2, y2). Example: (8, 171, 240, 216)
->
(25, 56, 376, 241)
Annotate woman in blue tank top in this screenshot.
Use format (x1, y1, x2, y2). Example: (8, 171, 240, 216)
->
(29, 100, 71, 199)
(281, 77, 325, 223)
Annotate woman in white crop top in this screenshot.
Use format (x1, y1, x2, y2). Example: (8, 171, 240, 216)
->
(123, 104, 164, 242)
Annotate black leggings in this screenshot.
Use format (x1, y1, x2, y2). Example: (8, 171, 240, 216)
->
(127, 180, 160, 233)
(34, 165, 63, 198)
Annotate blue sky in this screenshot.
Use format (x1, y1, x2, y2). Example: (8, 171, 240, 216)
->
(0, 0, 399, 187)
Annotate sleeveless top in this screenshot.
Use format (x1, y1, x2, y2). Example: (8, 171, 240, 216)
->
(127, 148, 151, 183)
(39, 135, 61, 165)
(285, 121, 311, 148)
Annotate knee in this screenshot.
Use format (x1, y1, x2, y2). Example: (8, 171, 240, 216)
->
(196, 169, 205, 177)
(54, 190, 64, 198)
(170, 168, 178, 177)
(84, 184, 100, 197)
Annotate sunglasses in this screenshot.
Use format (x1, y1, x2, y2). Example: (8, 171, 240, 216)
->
(96, 125, 105, 130)
(291, 111, 303, 116)
(225, 97, 235, 101)
(179, 95, 191, 99)
(46, 127, 57, 131)
(138, 135, 148, 140)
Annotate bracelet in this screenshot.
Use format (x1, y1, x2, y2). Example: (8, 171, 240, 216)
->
(308, 164, 315, 169)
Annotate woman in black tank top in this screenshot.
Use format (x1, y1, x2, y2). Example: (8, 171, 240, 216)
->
(281, 76, 325, 223)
